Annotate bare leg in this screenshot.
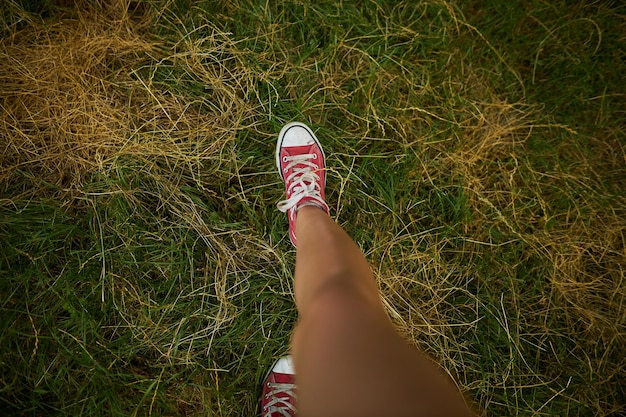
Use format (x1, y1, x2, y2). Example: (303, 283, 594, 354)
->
(290, 206, 475, 417)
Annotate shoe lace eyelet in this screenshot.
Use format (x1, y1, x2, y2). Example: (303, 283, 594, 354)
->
(282, 156, 288, 162)
(313, 154, 317, 159)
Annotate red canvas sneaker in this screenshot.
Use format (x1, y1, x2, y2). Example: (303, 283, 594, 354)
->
(261, 356, 297, 417)
(276, 122, 329, 246)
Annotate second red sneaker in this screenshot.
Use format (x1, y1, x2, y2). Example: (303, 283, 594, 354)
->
(261, 356, 297, 417)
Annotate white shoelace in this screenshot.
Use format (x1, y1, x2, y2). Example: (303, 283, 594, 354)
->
(263, 382, 297, 417)
(277, 154, 324, 213)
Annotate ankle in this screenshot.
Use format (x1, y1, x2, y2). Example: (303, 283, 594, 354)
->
(296, 204, 328, 222)
(297, 202, 327, 213)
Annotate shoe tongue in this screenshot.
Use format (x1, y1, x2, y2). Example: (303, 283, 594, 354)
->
(283, 147, 317, 179)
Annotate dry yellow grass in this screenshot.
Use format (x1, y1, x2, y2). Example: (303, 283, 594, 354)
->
(0, 1, 259, 202)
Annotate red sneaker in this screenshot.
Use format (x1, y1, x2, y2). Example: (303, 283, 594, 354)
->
(276, 122, 329, 246)
(261, 356, 297, 417)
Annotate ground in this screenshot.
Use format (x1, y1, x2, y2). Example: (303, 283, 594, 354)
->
(0, 1, 624, 416)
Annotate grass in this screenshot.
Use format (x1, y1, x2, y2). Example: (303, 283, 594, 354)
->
(1, 0, 624, 415)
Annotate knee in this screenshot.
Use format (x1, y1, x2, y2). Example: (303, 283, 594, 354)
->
(292, 276, 390, 347)
(299, 271, 383, 318)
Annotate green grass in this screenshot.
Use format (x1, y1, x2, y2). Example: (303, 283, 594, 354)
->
(1, 0, 624, 415)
